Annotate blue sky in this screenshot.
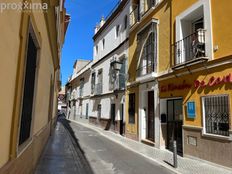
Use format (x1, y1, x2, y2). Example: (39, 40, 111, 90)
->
(61, 0, 119, 86)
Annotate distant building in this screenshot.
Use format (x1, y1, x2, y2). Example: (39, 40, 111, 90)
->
(66, 0, 129, 135)
(66, 59, 91, 121)
(88, 0, 129, 134)
(58, 87, 66, 113)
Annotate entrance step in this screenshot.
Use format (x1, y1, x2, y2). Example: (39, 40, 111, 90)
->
(141, 139, 155, 147)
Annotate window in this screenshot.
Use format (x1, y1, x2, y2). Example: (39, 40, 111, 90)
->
(102, 39, 105, 50)
(136, 22, 157, 77)
(119, 59, 126, 89)
(79, 78, 84, 97)
(109, 63, 116, 90)
(19, 30, 38, 145)
(175, 0, 213, 65)
(96, 69, 103, 94)
(116, 25, 120, 38)
(91, 72, 95, 94)
(95, 45, 98, 55)
(128, 93, 136, 124)
(124, 15, 128, 30)
(86, 103, 89, 119)
(97, 104, 101, 119)
(203, 95, 230, 136)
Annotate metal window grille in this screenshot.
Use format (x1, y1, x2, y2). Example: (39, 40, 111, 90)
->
(203, 95, 230, 136)
(136, 22, 157, 77)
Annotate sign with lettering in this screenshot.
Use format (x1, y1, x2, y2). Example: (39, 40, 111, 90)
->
(160, 80, 192, 92)
(194, 73, 232, 89)
(187, 101, 196, 119)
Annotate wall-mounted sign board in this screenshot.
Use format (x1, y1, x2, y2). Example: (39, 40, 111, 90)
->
(187, 101, 196, 119)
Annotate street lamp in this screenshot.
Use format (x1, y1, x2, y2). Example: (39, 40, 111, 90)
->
(111, 60, 122, 71)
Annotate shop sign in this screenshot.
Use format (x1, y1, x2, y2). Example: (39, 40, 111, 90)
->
(187, 101, 196, 119)
(160, 80, 192, 92)
(194, 73, 232, 89)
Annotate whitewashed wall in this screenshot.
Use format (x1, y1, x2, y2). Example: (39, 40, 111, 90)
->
(90, 0, 130, 120)
(93, 1, 130, 61)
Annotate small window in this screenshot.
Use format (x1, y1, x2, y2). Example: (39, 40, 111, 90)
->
(102, 39, 105, 50)
(91, 72, 96, 94)
(116, 25, 120, 38)
(124, 15, 128, 30)
(203, 95, 230, 136)
(129, 93, 136, 124)
(95, 45, 98, 55)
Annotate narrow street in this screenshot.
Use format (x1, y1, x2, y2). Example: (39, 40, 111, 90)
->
(35, 116, 173, 174)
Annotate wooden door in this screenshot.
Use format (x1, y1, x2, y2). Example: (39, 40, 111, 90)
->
(147, 91, 154, 141)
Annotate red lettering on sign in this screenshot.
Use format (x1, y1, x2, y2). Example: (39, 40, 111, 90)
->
(160, 80, 192, 92)
(194, 73, 232, 89)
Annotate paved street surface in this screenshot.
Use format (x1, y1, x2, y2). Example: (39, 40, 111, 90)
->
(35, 116, 173, 174)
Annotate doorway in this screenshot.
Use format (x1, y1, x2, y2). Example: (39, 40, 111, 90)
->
(120, 104, 124, 135)
(111, 104, 116, 129)
(167, 99, 183, 154)
(97, 104, 101, 123)
(147, 91, 154, 141)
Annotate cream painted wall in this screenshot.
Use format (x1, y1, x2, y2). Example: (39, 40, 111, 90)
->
(0, 5, 22, 167)
(32, 9, 55, 134)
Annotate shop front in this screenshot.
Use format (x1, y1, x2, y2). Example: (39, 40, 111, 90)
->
(159, 64, 232, 167)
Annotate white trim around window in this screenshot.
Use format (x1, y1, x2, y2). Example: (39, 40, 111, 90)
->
(175, 0, 213, 60)
(201, 94, 232, 141)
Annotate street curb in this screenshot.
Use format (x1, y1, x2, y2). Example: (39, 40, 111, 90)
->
(69, 119, 181, 174)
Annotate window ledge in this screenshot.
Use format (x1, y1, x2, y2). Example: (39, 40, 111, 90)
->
(17, 138, 33, 157)
(202, 133, 232, 141)
(130, 22, 140, 32)
(136, 72, 157, 83)
(172, 57, 209, 70)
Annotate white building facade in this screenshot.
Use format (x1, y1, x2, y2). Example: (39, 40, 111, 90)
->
(66, 60, 91, 123)
(88, 0, 130, 135)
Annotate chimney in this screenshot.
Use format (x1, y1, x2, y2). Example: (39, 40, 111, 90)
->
(94, 23, 99, 34)
(100, 16, 105, 27)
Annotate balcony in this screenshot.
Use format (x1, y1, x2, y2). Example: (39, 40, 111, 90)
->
(94, 83, 103, 95)
(112, 74, 126, 91)
(130, 5, 139, 27)
(130, 0, 157, 28)
(79, 88, 83, 98)
(136, 62, 155, 77)
(140, 0, 156, 16)
(174, 29, 208, 67)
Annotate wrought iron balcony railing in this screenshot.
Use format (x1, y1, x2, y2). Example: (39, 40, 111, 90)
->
(95, 83, 103, 95)
(174, 29, 206, 65)
(141, 0, 156, 16)
(136, 62, 155, 77)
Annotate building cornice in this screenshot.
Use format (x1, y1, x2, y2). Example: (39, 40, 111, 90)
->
(93, 0, 129, 41)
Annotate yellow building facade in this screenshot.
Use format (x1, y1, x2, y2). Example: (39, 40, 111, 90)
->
(158, 0, 232, 168)
(127, 0, 232, 168)
(126, 0, 171, 144)
(0, 0, 69, 173)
